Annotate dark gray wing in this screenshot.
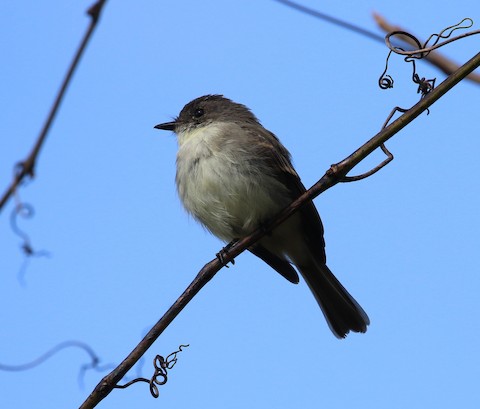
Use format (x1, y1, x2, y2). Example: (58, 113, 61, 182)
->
(249, 245, 299, 284)
(246, 126, 327, 264)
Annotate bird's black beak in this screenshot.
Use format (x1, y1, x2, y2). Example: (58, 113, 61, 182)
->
(154, 121, 176, 131)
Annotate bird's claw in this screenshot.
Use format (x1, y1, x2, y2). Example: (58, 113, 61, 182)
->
(216, 240, 238, 267)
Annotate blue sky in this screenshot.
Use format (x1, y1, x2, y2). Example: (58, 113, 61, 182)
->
(1, 1, 479, 408)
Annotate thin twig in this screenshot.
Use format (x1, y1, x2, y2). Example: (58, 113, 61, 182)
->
(0, 0, 108, 213)
(79, 51, 480, 409)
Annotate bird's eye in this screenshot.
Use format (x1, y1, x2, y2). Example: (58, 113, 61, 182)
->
(193, 108, 204, 118)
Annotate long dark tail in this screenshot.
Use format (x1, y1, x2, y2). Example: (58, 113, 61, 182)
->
(299, 262, 369, 338)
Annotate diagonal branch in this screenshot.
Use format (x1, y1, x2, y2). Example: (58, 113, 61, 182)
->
(79, 51, 480, 409)
(0, 0, 108, 213)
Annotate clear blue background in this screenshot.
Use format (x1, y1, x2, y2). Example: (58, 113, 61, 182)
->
(1, 1, 479, 408)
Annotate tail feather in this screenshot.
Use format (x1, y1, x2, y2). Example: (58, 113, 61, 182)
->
(299, 263, 369, 338)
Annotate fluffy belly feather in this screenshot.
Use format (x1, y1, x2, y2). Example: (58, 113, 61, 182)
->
(176, 128, 289, 241)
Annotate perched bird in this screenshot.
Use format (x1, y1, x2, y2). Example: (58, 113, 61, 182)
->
(155, 95, 369, 338)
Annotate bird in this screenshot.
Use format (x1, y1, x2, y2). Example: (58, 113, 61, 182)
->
(155, 94, 369, 338)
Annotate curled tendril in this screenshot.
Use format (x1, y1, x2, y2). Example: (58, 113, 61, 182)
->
(379, 18, 477, 97)
(413, 74, 436, 98)
(10, 202, 50, 285)
(0, 340, 113, 389)
(115, 344, 189, 398)
(378, 64, 394, 89)
(386, 18, 475, 58)
(10, 203, 35, 244)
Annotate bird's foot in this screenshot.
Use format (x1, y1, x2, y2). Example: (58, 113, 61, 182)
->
(216, 239, 238, 267)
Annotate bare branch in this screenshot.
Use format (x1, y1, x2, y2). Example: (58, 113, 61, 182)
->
(79, 50, 480, 409)
(0, 0, 108, 213)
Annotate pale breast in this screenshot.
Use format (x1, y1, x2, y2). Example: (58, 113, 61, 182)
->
(175, 124, 290, 241)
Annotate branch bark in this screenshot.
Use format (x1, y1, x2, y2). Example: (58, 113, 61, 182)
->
(79, 51, 480, 409)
